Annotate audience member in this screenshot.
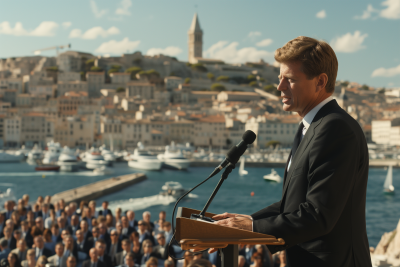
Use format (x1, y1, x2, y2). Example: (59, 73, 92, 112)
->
(21, 249, 35, 267)
(11, 239, 27, 262)
(114, 208, 122, 225)
(126, 211, 137, 230)
(98, 202, 111, 217)
(82, 248, 105, 267)
(116, 252, 135, 267)
(137, 221, 152, 245)
(176, 251, 193, 267)
(10, 229, 21, 250)
(1, 252, 21, 267)
(153, 232, 174, 260)
(238, 255, 247, 267)
(142, 212, 154, 233)
(47, 243, 66, 267)
(34, 255, 47, 267)
(140, 240, 159, 265)
(250, 252, 263, 267)
(66, 256, 76, 267)
(42, 229, 55, 254)
(164, 260, 175, 267)
(108, 229, 120, 263)
(187, 259, 212, 267)
(44, 209, 56, 230)
(75, 230, 90, 258)
(120, 217, 135, 239)
(95, 239, 112, 267)
(33, 236, 52, 259)
(0, 238, 10, 261)
(69, 216, 79, 236)
(145, 256, 158, 267)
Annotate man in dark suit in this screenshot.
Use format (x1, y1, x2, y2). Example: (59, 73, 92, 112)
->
(114, 239, 132, 266)
(139, 239, 160, 266)
(107, 229, 121, 263)
(87, 227, 100, 250)
(97, 201, 112, 217)
(82, 248, 105, 267)
(211, 36, 371, 267)
(76, 230, 91, 258)
(153, 232, 174, 260)
(95, 239, 113, 267)
(34, 236, 53, 259)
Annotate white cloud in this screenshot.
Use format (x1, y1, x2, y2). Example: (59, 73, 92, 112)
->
(95, 37, 140, 54)
(69, 26, 120, 39)
(30, 21, 59, 36)
(115, 0, 132, 16)
(62, 22, 72, 29)
(256, 39, 273, 47)
(90, 0, 107, 18)
(316, 10, 326, 19)
(248, 31, 261, 37)
(146, 46, 182, 57)
(372, 64, 400, 77)
(330, 31, 368, 53)
(0, 21, 58, 36)
(204, 41, 274, 63)
(380, 0, 400, 19)
(354, 4, 378, 19)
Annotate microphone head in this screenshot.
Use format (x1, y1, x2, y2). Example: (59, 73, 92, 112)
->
(242, 130, 256, 144)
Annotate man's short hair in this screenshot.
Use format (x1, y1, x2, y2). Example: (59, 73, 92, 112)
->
(96, 239, 106, 245)
(121, 239, 130, 245)
(163, 221, 171, 227)
(142, 239, 153, 247)
(56, 242, 65, 248)
(187, 259, 212, 267)
(0, 238, 8, 248)
(274, 36, 338, 93)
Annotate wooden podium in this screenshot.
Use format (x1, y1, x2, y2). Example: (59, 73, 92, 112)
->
(176, 207, 285, 267)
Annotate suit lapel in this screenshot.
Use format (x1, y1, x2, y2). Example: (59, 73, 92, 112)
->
(280, 100, 338, 200)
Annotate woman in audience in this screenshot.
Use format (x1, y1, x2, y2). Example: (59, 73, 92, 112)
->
(145, 257, 158, 267)
(34, 256, 47, 267)
(43, 229, 56, 254)
(21, 249, 35, 267)
(250, 252, 263, 267)
(1, 252, 21, 267)
(177, 251, 193, 267)
(255, 244, 273, 267)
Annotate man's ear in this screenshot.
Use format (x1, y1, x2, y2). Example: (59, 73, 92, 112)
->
(316, 73, 328, 93)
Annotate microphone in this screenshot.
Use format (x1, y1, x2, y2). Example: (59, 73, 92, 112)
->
(210, 130, 256, 177)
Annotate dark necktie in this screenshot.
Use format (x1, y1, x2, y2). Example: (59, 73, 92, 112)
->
(291, 122, 304, 160)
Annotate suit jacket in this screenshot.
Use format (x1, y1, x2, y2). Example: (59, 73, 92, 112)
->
(0, 248, 10, 261)
(98, 254, 113, 267)
(11, 248, 27, 261)
(76, 239, 92, 256)
(251, 100, 371, 267)
(47, 254, 67, 267)
(139, 252, 159, 265)
(37, 247, 53, 258)
(153, 244, 174, 260)
(23, 229, 33, 248)
(98, 209, 112, 217)
(82, 260, 106, 267)
(9, 236, 17, 250)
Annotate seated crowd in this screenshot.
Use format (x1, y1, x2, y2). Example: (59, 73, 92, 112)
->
(0, 195, 287, 267)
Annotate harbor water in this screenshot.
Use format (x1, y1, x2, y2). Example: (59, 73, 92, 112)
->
(0, 162, 398, 247)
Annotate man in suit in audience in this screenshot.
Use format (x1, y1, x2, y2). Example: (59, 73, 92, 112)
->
(11, 239, 28, 262)
(0, 238, 10, 261)
(87, 227, 99, 250)
(153, 232, 174, 260)
(98, 202, 112, 217)
(20, 221, 33, 248)
(82, 248, 105, 267)
(34, 236, 53, 259)
(126, 211, 138, 230)
(4, 202, 13, 221)
(80, 221, 92, 244)
(57, 217, 72, 235)
(97, 223, 111, 252)
(48, 243, 67, 267)
(66, 255, 77, 267)
(114, 239, 132, 266)
(0, 213, 5, 239)
(95, 239, 113, 267)
(69, 215, 80, 236)
(9, 229, 22, 250)
(107, 229, 121, 263)
(139, 239, 160, 265)
(76, 230, 91, 258)
(120, 217, 135, 238)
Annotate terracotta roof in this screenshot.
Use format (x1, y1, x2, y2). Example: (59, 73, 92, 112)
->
(23, 112, 46, 117)
(198, 115, 226, 123)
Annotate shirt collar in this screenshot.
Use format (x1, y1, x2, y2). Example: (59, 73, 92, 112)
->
(302, 96, 333, 130)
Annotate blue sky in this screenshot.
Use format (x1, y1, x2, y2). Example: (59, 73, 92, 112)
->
(0, 0, 399, 88)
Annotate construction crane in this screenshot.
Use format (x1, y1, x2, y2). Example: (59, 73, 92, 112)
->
(33, 43, 71, 56)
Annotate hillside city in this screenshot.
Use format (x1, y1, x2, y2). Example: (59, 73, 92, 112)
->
(0, 14, 397, 152)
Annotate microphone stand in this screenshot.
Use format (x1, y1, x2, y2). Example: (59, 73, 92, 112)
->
(191, 163, 236, 222)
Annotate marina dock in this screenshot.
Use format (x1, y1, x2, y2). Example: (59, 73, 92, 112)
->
(51, 173, 147, 204)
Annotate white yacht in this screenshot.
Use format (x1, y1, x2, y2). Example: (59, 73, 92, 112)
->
(42, 141, 62, 164)
(57, 146, 81, 172)
(238, 157, 248, 176)
(100, 145, 117, 163)
(263, 169, 282, 183)
(85, 149, 108, 170)
(0, 151, 25, 163)
(157, 142, 190, 170)
(128, 142, 162, 171)
(383, 166, 395, 194)
(93, 166, 113, 175)
(27, 144, 43, 161)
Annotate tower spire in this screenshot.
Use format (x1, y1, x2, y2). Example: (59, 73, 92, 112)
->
(188, 13, 203, 63)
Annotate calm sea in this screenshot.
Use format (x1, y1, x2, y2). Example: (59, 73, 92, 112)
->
(0, 162, 397, 247)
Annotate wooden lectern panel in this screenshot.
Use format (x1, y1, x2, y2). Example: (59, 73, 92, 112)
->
(176, 207, 285, 249)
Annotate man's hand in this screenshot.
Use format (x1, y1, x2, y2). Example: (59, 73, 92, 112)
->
(205, 212, 253, 254)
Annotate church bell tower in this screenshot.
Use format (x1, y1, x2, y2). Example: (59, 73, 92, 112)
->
(188, 13, 203, 64)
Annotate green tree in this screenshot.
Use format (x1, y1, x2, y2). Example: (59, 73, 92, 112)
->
(80, 71, 86, 81)
(211, 83, 226, 91)
(184, 78, 191, 84)
(125, 67, 142, 79)
(340, 81, 349, 87)
(86, 59, 95, 66)
(249, 81, 258, 87)
(259, 77, 266, 82)
(247, 74, 256, 82)
(111, 65, 121, 70)
(146, 69, 160, 76)
(361, 84, 369, 90)
(46, 66, 58, 72)
(191, 63, 207, 72)
(266, 140, 281, 148)
(216, 76, 230, 82)
(207, 72, 215, 81)
(263, 84, 280, 96)
(116, 87, 125, 93)
(108, 68, 120, 74)
(90, 66, 103, 72)
(378, 88, 385, 94)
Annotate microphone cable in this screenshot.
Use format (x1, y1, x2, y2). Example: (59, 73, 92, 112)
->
(167, 169, 220, 260)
